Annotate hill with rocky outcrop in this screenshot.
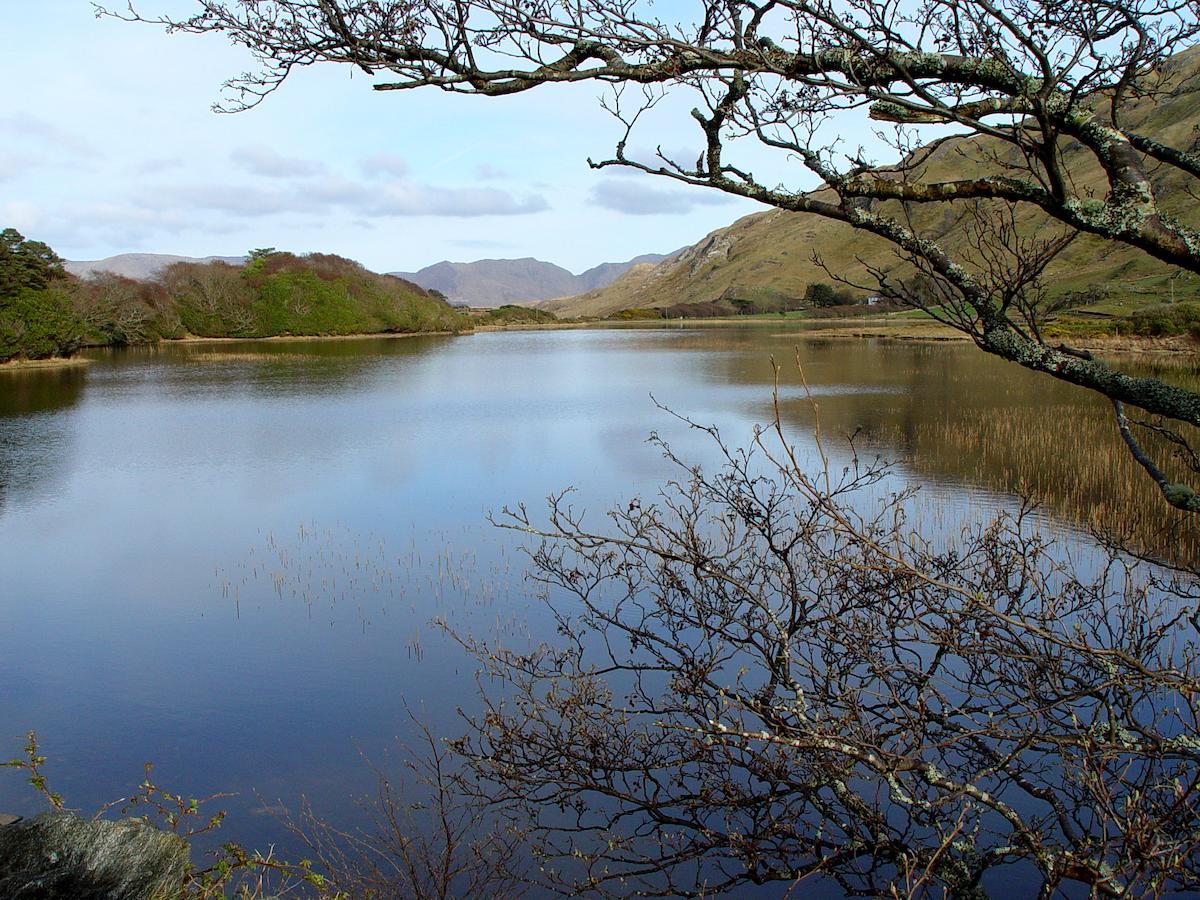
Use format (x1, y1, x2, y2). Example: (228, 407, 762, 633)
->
(546, 51, 1200, 319)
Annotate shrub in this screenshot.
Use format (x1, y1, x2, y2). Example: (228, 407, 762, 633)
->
(160, 262, 258, 337)
(0, 285, 85, 362)
(74, 274, 181, 345)
(804, 282, 838, 307)
(607, 307, 663, 320)
(1123, 302, 1200, 337)
(479, 305, 558, 326)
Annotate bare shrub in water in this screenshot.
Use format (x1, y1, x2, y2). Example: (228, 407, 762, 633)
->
(281, 721, 528, 899)
(425, 397, 1200, 897)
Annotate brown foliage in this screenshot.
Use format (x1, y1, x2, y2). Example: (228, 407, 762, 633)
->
(74, 273, 178, 344)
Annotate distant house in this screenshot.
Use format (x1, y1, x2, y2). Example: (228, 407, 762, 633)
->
(866, 295, 884, 306)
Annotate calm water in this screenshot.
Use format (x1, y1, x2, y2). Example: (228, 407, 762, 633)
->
(0, 325, 1197, 883)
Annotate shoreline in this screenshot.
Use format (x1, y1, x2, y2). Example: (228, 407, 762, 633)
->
(631, 315, 1200, 354)
(2, 319, 1193, 369)
(164, 329, 461, 345)
(0, 355, 91, 372)
(468, 321, 588, 333)
(761, 322, 1199, 354)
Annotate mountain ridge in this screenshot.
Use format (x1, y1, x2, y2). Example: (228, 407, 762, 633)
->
(65, 253, 246, 281)
(546, 49, 1200, 319)
(391, 252, 676, 306)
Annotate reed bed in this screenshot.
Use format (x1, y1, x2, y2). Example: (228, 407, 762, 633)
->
(210, 520, 536, 657)
(891, 402, 1200, 566)
(184, 351, 311, 364)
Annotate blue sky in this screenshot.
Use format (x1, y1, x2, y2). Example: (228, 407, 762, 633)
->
(0, 1, 788, 273)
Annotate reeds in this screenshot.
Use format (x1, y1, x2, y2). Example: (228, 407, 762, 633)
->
(892, 398, 1200, 565)
(210, 521, 532, 658)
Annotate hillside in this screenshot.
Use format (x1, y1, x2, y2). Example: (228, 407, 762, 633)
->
(548, 51, 1200, 319)
(1, 249, 466, 363)
(393, 252, 674, 306)
(66, 253, 246, 281)
(154, 253, 463, 339)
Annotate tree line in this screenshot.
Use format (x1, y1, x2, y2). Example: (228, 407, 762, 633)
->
(0, 231, 467, 363)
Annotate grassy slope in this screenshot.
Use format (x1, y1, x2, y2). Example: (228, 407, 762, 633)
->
(165, 254, 467, 340)
(548, 50, 1200, 319)
(251, 271, 462, 336)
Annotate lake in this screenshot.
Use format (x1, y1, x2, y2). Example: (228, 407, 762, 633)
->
(1, 324, 1197, 890)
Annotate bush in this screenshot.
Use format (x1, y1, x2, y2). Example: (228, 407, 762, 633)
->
(1122, 302, 1200, 338)
(607, 307, 663, 320)
(479, 305, 558, 326)
(0, 228, 82, 362)
(0, 284, 85, 362)
(74, 275, 181, 345)
(160, 262, 258, 337)
(0, 240, 469, 352)
(156, 254, 467, 339)
(804, 282, 838, 307)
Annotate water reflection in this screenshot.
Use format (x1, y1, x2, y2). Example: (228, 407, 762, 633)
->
(0, 326, 1195, 873)
(645, 329, 1200, 564)
(0, 365, 87, 515)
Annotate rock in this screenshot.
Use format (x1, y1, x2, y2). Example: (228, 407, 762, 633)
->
(0, 814, 22, 827)
(0, 812, 190, 899)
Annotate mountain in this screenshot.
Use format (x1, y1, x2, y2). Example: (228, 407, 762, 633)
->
(575, 253, 675, 293)
(547, 51, 1200, 319)
(391, 258, 577, 306)
(65, 253, 246, 281)
(391, 252, 674, 306)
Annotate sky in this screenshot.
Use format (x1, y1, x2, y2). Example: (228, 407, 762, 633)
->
(0, 1, 790, 274)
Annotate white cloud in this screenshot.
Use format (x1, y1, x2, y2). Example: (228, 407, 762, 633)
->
(368, 183, 549, 217)
(0, 113, 98, 159)
(136, 183, 296, 217)
(474, 163, 508, 180)
(230, 146, 328, 179)
(0, 201, 46, 234)
(0, 153, 39, 183)
(134, 156, 186, 176)
(5, 201, 213, 255)
(133, 175, 549, 219)
(361, 154, 411, 179)
(589, 178, 734, 215)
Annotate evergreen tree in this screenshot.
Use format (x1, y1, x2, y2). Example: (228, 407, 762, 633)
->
(0, 229, 66, 299)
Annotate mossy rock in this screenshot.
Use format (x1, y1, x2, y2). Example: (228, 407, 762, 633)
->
(0, 812, 189, 899)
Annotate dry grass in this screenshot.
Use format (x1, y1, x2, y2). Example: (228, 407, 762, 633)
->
(183, 351, 312, 363)
(0, 356, 91, 371)
(897, 399, 1200, 566)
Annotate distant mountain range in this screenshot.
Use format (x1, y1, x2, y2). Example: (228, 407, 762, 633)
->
(390, 253, 675, 306)
(64, 251, 677, 309)
(65, 253, 246, 281)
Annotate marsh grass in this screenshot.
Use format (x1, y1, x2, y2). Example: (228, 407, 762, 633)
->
(891, 396, 1200, 565)
(210, 521, 532, 659)
(184, 351, 312, 364)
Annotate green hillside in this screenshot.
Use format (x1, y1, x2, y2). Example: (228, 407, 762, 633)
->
(160, 252, 464, 339)
(0, 246, 468, 363)
(548, 50, 1200, 321)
